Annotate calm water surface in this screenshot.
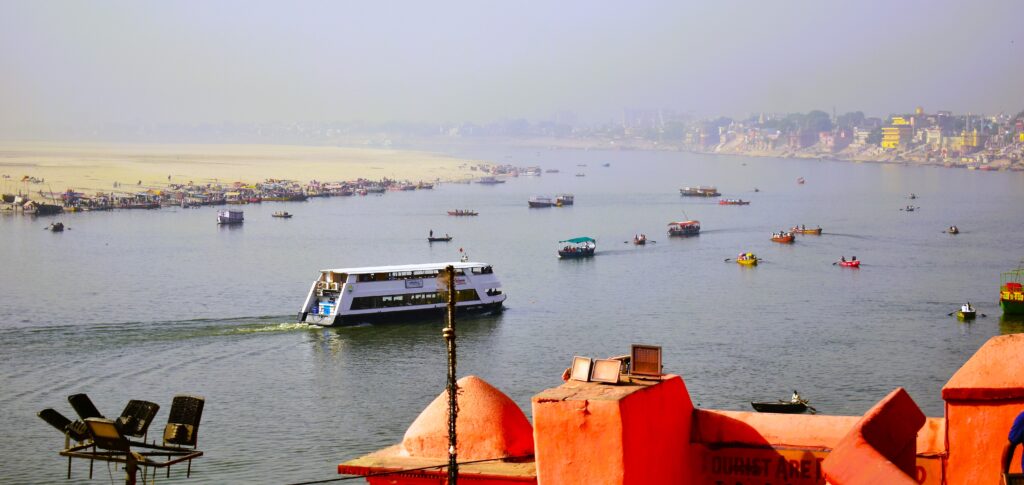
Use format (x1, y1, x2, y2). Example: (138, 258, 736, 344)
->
(3, 148, 1024, 483)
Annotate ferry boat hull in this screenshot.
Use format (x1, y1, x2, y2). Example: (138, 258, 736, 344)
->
(1000, 299, 1024, 315)
(298, 262, 506, 327)
(304, 300, 504, 326)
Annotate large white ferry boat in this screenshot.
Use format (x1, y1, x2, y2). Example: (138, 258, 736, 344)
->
(298, 262, 506, 326)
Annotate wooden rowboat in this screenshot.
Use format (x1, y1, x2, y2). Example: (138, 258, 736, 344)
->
(751, 401, 808, 414)
(771, 233, 795, 243)
(736, 253, 758, 266)
(428, 236, 453, 242)
(790, 226, 822, 235)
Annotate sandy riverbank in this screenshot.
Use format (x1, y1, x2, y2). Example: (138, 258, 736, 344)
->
(0, 141, 484, 193)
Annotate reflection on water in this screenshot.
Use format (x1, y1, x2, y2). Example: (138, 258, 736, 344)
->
(999, 315, 1024, 335)
(306, 313, 505, 360)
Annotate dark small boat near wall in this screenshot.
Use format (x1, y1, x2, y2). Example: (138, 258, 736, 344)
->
(750, 401, 808, 414)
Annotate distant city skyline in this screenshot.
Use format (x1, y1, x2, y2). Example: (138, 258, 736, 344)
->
(2, 0, 1022, 137)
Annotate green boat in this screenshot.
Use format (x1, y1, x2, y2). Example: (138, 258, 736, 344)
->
(1000, 263, 1024, 315)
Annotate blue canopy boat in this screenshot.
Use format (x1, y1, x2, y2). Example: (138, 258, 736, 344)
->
(558, 237, 596, 259)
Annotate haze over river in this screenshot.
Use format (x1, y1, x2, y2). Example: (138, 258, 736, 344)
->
(3, 147, 1024, 483)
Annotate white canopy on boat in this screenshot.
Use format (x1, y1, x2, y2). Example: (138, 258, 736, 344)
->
(320, 262, 490, 274)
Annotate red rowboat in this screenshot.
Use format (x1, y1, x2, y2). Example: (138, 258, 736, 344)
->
(771, 232, 795, 243)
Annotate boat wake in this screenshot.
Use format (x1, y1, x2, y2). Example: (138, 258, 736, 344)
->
(228, 322, 316, 334)
(0, 315, 313, 343)
(822, 232, 872, 240)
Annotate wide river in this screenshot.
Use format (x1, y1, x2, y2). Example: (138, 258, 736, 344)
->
(2, 146, 1024, 483)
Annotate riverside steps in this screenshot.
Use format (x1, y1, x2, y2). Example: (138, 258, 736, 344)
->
(338, 334, 1024, 484)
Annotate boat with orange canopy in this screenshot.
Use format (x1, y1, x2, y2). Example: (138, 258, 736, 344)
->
(667, 220, 700, 237)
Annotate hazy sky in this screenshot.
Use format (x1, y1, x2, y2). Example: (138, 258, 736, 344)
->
(2, 0, 1022, 131)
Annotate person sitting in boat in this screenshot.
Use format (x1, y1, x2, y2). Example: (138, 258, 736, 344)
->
(841, 256, 846, 262)
(791, 390, 802, 403)
(851, 256, 857, 261)
(430, 229, 434, 237)
(962, 302, 973, 313)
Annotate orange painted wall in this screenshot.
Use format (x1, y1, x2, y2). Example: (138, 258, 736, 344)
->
(945, 399, 1024, 483)
(691, 406, 944, 485)
(822, 388, 923, 485)
(533, 396, 624, 484)
(942, 334, 1024, 484)
(620, 377, 691, 484)
(531, 375, 691, 485)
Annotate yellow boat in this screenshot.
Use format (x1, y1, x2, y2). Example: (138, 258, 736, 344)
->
(736, 253, 758, 266)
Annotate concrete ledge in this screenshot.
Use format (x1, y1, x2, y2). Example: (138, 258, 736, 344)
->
(822, 388, 924, 485)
